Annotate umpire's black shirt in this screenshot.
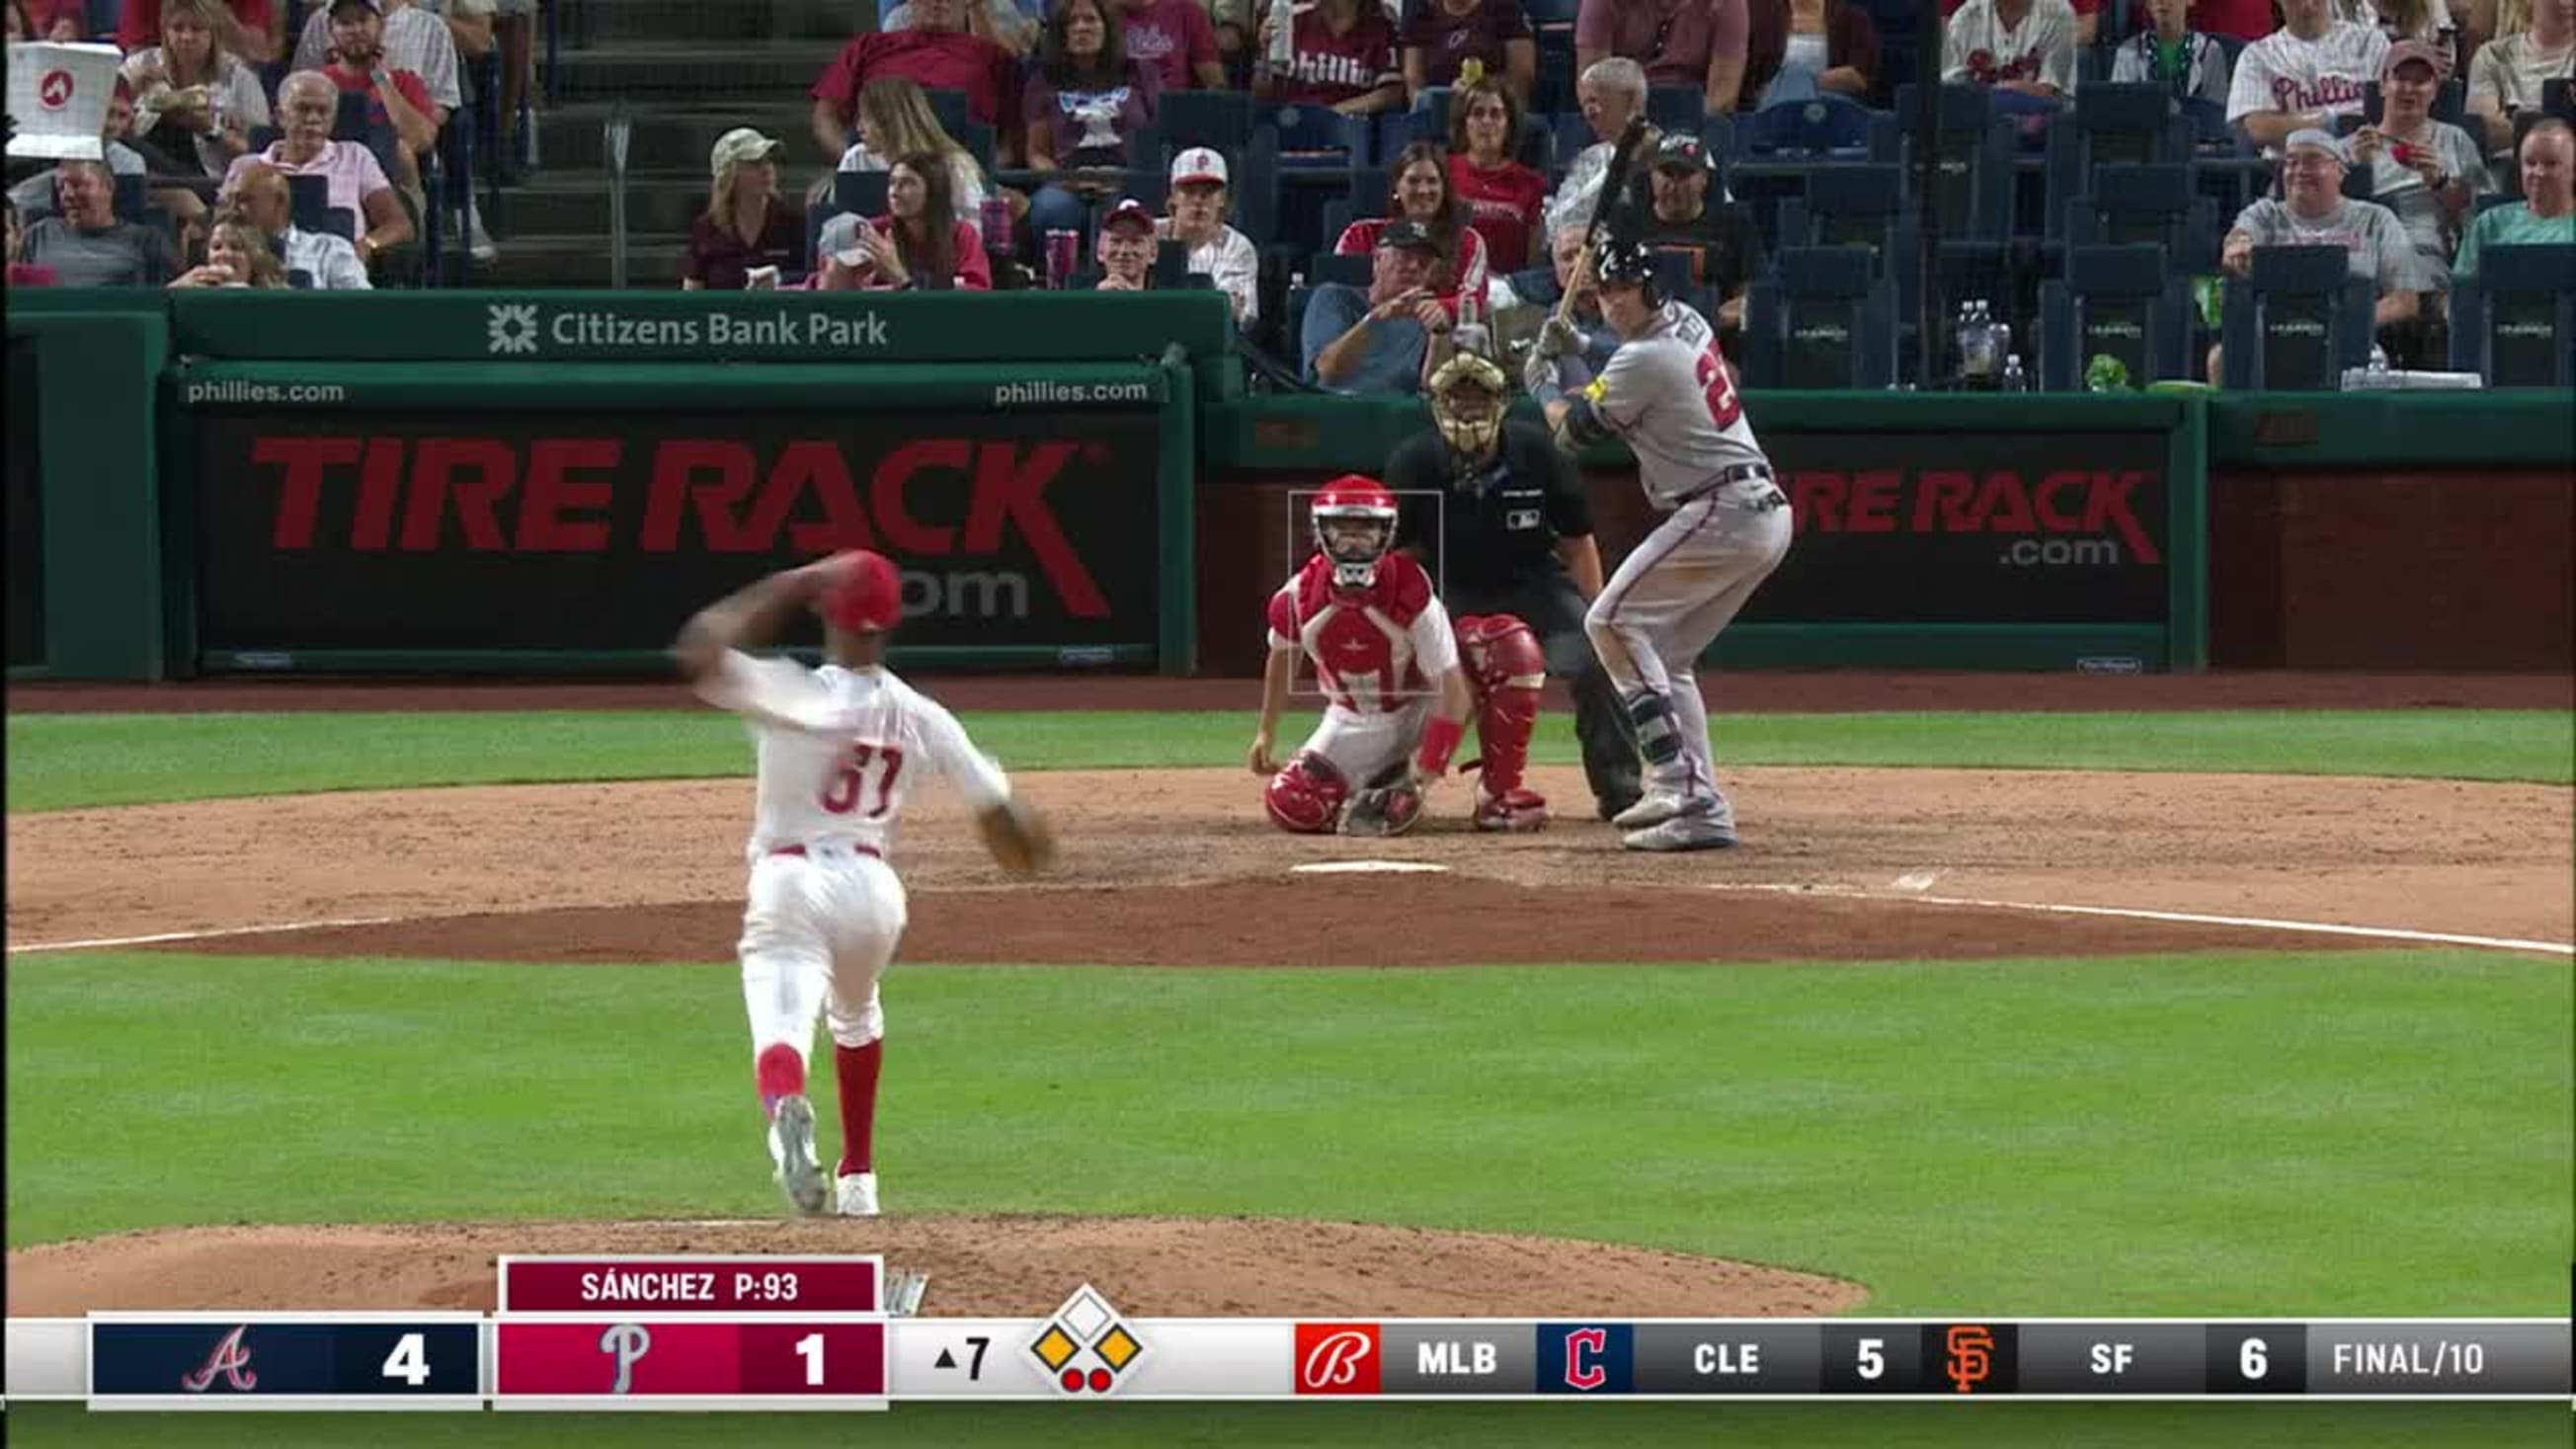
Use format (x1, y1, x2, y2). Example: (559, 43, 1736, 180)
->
(1386, 420, 1593, 602)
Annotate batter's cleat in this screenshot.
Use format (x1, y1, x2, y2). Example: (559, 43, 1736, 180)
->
(1612, 789, 1688, 831)
(1473, 786, 1551, 832)
(837, 1171, 880, 1218)
(1621, 805, 1738, 852)
(770, 1095, 828, 1217)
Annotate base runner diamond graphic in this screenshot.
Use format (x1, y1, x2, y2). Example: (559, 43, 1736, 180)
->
(1026, 1284, 1149, 1395)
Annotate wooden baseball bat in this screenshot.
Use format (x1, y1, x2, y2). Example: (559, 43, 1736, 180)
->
(1556, 114, 1653, 326)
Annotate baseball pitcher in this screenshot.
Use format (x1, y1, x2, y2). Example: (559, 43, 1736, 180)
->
(674, 550, 1053, 1217)
(1248, 475, 1475, 837)
(1524, 238, 1793, 851)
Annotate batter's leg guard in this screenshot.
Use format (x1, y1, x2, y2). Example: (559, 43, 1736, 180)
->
(1625, 688, 1687, 769)
(1263, 752, 1349, 835)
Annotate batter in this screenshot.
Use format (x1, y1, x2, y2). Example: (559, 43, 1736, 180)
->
(674, 549, 1053, 1218)
(1524, 238, 1794, 851)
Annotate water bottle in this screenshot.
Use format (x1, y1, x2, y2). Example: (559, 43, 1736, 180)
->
(2000, 353, 2028, 393)
(1266, 0, 1297, 80)
(980, 197, 1012, 259)
(2368, 342, 2390, 376)
(1453, 292, 1489, 358)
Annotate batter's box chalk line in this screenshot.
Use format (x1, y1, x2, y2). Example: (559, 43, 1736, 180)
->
(1698, 883, 2572, 958)
(1291, 860, 1452, 874)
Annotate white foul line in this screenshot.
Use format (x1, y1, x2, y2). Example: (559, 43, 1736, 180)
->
(6, 916, 405, 955)
(1704, 883, 2573, 958)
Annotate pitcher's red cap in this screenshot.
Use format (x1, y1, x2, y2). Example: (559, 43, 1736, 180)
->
(821, 549, 903, 633)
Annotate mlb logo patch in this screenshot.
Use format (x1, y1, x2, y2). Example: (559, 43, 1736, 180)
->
(1535, 1323, 1632, 1394)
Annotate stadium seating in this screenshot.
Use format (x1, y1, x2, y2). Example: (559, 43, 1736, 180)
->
(2450, 244, 2576, 387)
(2040, 243, 2199, 389)
(1739, 245, 1899, 388)
(2219, 245, 2377, 390)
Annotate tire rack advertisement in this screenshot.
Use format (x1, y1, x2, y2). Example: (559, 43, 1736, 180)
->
(191, 411, 1163, 655)
(1731, 430, 2170, 623)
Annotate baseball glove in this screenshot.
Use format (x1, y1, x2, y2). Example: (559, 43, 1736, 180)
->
(1338, 780, 1424, 838)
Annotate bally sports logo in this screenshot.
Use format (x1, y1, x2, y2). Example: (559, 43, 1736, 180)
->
(1294, 1324, 1381, 1395)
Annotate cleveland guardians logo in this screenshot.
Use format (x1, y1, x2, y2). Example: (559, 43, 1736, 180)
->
(1945, 1325, 1995, 1394)
(1564, 1327, 1609, 1391)
(599, 1323, 654, 1395)
(1538, 1322, 1631, 1394)
(180, 1326, 258, 1393)
(1294, 1324, 1381, 1395)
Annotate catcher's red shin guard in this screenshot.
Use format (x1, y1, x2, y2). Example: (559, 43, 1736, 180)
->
(1263, 753, 1349, 835)
(1457, 613, 1547, 797)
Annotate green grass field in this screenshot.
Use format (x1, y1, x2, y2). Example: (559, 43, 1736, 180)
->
(6, 706, 2569, 1447)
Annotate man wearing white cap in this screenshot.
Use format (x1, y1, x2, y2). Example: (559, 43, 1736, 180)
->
(2209, 128, 2422, 378)
(1159, 145, 1259, 327)
(800, 211, 877, 290)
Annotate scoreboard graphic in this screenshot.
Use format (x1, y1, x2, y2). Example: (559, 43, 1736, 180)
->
(4, 1256, 2567, 1409)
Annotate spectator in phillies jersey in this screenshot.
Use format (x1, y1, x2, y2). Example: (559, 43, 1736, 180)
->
(1940, 0, 2102, 45)
(1742, 0, 1881, 108)
(1575, 0, 1753, 116)
(1942, 0, 2079, 97)
(1636, 132, 1765, 334)
(1336, 139, 1492, 309)
(1256, 0, 1405, 115)
(1022, 0, 1160, 244)
(1304, 218, 1452, 393)
(2228, 0, 2392, 151)
(2467, 0, 2575, 155)
(1447, 75, 1545, 274)
(2110, 0, 2234, 106)
(2209, 128, 2424, 378)
(810, 0, 1021, 163)
(2349, 40, 2493, 282)
(1160, 146, 1260, 325)
(1117, 0, 1227, 92)
(1401, 0, 1539, 103)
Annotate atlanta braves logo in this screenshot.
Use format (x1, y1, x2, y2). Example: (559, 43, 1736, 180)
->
(1564, 1326, 1608, 1392)
(599, 1323, 654, 1395)
(39, 69, 75, 110)
(180, 1326, 258, 1392)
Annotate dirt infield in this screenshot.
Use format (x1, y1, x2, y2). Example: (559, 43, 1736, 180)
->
(6, 1219, 1864, 1320)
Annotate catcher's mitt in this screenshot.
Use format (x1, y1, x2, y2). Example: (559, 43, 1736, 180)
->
(1338, 779, 1424, 838)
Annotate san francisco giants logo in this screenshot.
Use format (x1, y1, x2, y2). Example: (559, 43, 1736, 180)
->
(1301, 1331, 1372, 1390)
(1564, 1327, 1609, 1392)
(180, 1326, 258, 1392)
(599, 1323, 654, 1395)
(1945, 1326, 1995, 1394)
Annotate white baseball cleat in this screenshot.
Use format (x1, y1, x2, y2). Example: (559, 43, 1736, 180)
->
(1621, 805, 1738, 852)
(770, 1095, 827, 1217)
(837, 1171, 880, 1218)
(1611, 789, 1688, 830)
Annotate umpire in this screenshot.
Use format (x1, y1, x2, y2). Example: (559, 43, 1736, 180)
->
(1387, 350, 1643, 822)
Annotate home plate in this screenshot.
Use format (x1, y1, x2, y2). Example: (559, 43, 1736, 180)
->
(1292, 860, 1452, 875)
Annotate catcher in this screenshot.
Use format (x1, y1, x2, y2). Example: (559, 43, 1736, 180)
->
(1386, 348, 1641, 828)
(1247, 475, 1474, 837)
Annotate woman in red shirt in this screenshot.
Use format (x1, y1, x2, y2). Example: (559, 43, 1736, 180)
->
(1334, 138, 1490, 306)
(1445, 75, 1544, 273)
(857, 151, 994, 289)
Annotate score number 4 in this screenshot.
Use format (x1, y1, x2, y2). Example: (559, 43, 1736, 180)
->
(382, 1332, 431, 1386)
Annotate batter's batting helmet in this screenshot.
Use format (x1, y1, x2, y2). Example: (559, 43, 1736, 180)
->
(820, 549, 904, 633)
(1592, 237, 1660, 303)
(1312, 475, 1400, 593)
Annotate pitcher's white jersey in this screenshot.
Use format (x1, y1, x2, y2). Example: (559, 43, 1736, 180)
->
(695, 650, 1011, 865)
(1580, 299, 1768, 511)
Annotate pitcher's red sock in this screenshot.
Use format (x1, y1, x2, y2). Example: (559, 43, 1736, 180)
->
(756, 1042, 805, 1119)
(834, 1040, 882, 1177)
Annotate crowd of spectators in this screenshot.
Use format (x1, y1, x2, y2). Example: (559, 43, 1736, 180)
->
(6, 0, 534, 289)
(12, 0, 2569, 387)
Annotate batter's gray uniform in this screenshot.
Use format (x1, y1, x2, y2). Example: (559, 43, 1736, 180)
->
(1550, 299, 1792, 841)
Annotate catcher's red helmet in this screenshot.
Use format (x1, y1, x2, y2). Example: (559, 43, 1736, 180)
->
(1311, 475, 1399, 593)
(820, 549, 904, 633)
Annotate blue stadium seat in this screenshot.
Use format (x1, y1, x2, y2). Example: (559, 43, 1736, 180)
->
(923, 88, 973, 137)
(1739, 245, 1898, 387)
(2449, 243, 2576, 387)
(2040, 243, 2198, 389)
(1550, 112, 1598, 175)
(1775, 163, 1911, 254)
(1646, 87, 1704, 134)
(2043, 84, 2195, 241)
(834, 171, 891, 219)
(1346, 165, 1392, 219)
(1733, 97, 1889, 160)
(2220, 245, 2376, 390)
(1892, 83, 2018, 242)
(1312, 250, 1373, 286)
(2063, 162, 2218, 275)
(1155, 89, 1259, 159)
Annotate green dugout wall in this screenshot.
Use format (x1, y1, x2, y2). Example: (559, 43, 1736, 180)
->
(7, 289, 2570, 681)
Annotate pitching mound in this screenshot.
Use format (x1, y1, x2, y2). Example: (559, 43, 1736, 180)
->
(6, 1218, 1864, 1319)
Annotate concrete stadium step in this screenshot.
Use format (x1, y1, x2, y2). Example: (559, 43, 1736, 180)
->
(548, 40, 848, 104)
(538, 105, 834, 175)
(473, 234, 692, 288)
(506, 172, 732, 237)
(565, 0, 865, 45)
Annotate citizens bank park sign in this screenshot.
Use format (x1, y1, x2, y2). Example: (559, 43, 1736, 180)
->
(481, 302, 892, 357)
